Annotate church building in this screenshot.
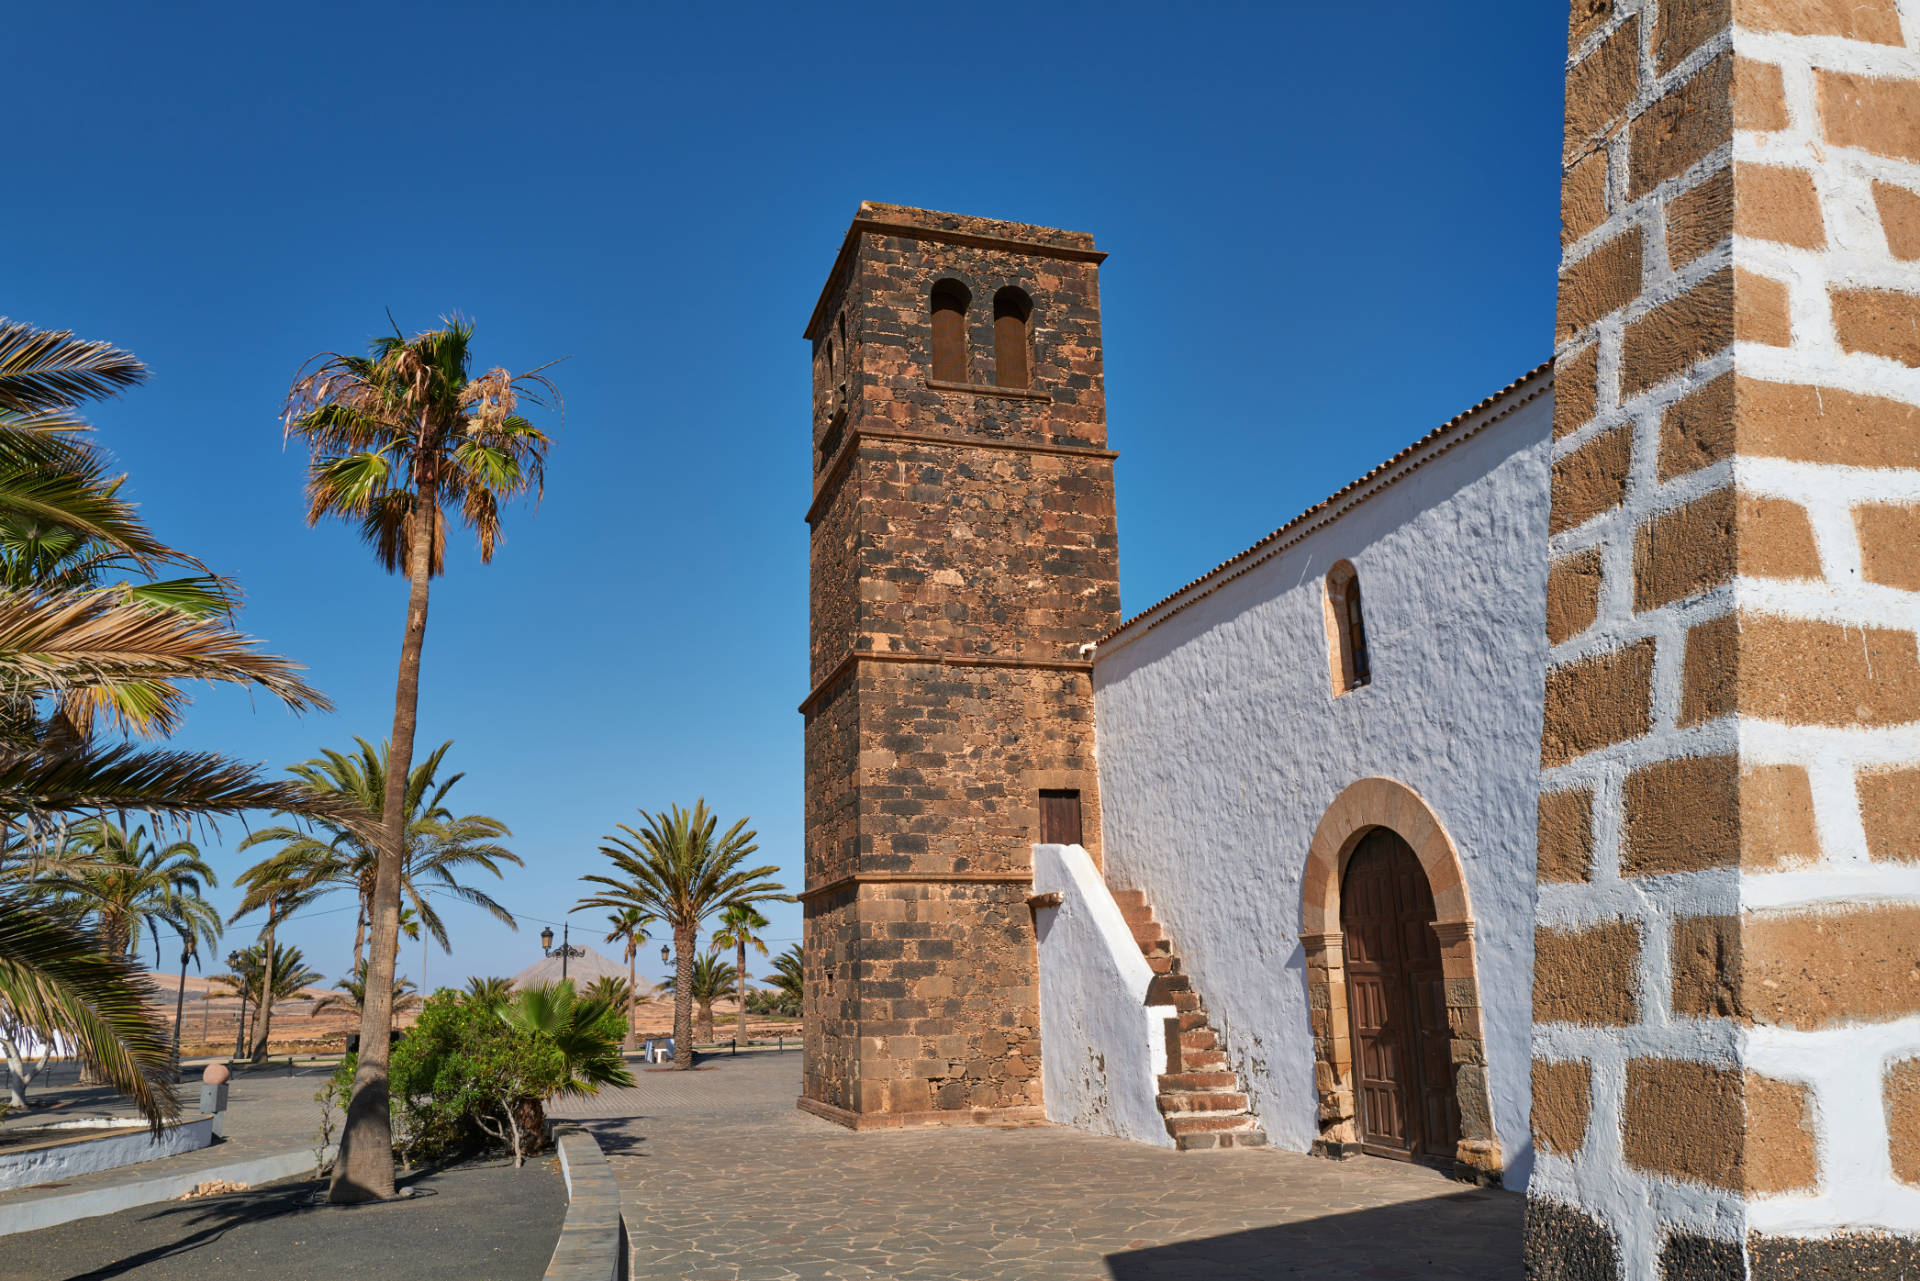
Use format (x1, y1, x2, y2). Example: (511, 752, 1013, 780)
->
(802, 4, 1920, 1275)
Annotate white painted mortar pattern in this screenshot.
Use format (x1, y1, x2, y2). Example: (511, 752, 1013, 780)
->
(1539, 1, 1920, 1272)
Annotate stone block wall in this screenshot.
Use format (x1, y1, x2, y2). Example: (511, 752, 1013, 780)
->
(800, 205, 1121, 1127)
(1535, 1, 1920, 1275)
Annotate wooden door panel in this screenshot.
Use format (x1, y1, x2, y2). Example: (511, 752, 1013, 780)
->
(1340, 826, 1463, 1163)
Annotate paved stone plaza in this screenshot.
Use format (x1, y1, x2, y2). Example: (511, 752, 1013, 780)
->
(551, 1050, 1523, 1280)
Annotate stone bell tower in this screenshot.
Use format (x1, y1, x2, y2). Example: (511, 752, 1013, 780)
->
(799, 203, 1121, 1127)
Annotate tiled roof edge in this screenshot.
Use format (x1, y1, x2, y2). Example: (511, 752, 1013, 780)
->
(1094, 359, 1555, 654)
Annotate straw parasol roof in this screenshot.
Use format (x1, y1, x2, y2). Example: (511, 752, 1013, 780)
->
(508, 943, 631, 990)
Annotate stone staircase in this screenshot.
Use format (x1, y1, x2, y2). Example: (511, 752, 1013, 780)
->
(1110, 888, 1269, 1152)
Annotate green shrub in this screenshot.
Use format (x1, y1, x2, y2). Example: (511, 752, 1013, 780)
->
(331, 980, 634, 1167)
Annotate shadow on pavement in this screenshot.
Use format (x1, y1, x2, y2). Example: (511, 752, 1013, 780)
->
(1103, 1191, 1523, 1281)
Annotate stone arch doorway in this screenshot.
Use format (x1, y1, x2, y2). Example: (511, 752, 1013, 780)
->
(1341, 827, 1458, 1161)
(1301, 778, 1501, 1184)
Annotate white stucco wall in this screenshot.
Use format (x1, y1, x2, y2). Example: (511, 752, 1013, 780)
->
(0, 1115, 215, 1191)
(1032, 843, 1176, 1147)
(1091, 371, 1553, 1188)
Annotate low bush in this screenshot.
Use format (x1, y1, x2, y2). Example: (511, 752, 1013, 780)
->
(326, 980, 631, 1167)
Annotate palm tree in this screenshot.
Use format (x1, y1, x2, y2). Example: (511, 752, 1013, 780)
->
(0, 319, 339, 1113)
(768, 944, 803, 1016)
(576, 801, 787, 1070)
(601, 907, 652, 1052)
(212, 941, 322, 1056)
(310, 965, 421, 1024)
(498, 981, 633, 1095)
(660, 953, 738, 1043)
(583, 974, 632, 1013)
(231, 739, 520, 980)
(0, 890, 176, 1128)
(284, 318, 558, 1201)
(711, 904, 769, 1049)
(463, 976, 512, 1010)
(36, 819, 221, 962)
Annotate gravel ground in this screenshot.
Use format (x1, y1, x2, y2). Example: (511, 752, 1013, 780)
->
(0, 1154, 567, 1281)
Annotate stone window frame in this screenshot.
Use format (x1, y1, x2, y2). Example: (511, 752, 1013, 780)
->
(992, 285, 1035, 390)
(1300, 776, 1503, 1184)
(1322, 560, 1372, 696)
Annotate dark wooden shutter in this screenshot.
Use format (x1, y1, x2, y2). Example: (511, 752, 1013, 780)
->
(1039, 789, 1083, 846)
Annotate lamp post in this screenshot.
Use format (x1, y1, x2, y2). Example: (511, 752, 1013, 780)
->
(541, 923, 570, 981)
(227, 950, 247, 1062)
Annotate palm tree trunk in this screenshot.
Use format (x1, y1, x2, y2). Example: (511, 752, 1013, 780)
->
(699, 999, 714, 1043)
(672, 922, 694, 1070)
(735, 940, 747, 1050)
(171, 943, 189, 1079)
(625, 946, 637, 1053)
(351, 907, 366, 978)
(248, 916, 276, 1064)
(331, 484, 434, 1203)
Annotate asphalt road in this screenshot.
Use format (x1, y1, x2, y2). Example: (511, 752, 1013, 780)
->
(0, 1155, 567, 1281)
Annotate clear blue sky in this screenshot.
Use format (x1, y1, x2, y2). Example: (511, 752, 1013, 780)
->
(9, 3, 1564, 993)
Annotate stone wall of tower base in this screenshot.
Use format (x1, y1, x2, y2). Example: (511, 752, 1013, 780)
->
(799, 880, 1042, 1124)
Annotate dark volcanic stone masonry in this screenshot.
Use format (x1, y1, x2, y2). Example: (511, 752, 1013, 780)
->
(799, 204, 1121, 1126)
(1521, 1200, 1619, 1281)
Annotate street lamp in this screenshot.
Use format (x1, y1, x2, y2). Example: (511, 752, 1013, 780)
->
(540, 926, 554, 954)
(660, 943, 669, 966)
(226, 950, 247, 1062)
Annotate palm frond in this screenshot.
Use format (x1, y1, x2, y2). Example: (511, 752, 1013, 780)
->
(0, 320, 147, 414)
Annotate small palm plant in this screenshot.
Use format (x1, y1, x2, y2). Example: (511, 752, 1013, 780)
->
(583, 975, 631, 1013)
(212, 942, 321, 1056)
(463, 976, 512, 1010)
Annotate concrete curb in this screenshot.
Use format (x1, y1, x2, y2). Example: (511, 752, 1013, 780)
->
(545, 1126, 624, 1281)
(0, 1143, 333, 1238)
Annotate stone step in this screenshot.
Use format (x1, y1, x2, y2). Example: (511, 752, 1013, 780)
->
(1138, 937, 1172, 957)
(1167, 991, 1201, 1014)
(1146, 954, 1181, 975)
(1165, 1113, 1262, 1138)
(1176, 1011, 1210, 1033)
(1158, 1071, 1239, 1092)
(1134, 925, 1169, 947)
(1176, 1128, 1270, 1152)
(1145, 973, 1191, 1002)
(1179, 1028, 1217, 1052)
(1158, 1090, 1249, 1114)
(1109, 888, 1148, 909)
(1181, 1048, 1227, 1070)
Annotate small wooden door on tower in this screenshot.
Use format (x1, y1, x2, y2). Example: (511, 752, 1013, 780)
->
(1039, 789, 1083, 847)
(1340, 826, 1460, 1162)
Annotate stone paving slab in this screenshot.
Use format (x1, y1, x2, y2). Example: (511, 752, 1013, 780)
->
(557, 1052, 1522, 1280)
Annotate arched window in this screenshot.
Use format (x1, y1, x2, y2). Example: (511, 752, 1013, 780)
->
(993, 286, 1033, 389)
(930, 280, 971, 383)
(1324, 560, 1372, 694)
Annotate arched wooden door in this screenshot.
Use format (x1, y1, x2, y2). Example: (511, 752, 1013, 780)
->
(1340, 826, 1460, 1161)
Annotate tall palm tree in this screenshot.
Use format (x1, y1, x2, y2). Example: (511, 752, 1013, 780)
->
(601, 907, 652, 1052)
(310, 965, 421, 1024)
(660, 953, 738, 1044)
(576, 801, 787, 1070)
(285, 318, 557, 1201)
(231, 739, 519, 977)
(711, 904, 769, 1049)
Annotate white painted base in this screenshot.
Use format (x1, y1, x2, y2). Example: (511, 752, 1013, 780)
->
(1033, 843, 1177, 1148)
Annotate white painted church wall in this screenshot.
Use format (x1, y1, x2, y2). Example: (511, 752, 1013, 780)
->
(1091, 377, 1553, 1188)
(1031, 843, 1176, 1147)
